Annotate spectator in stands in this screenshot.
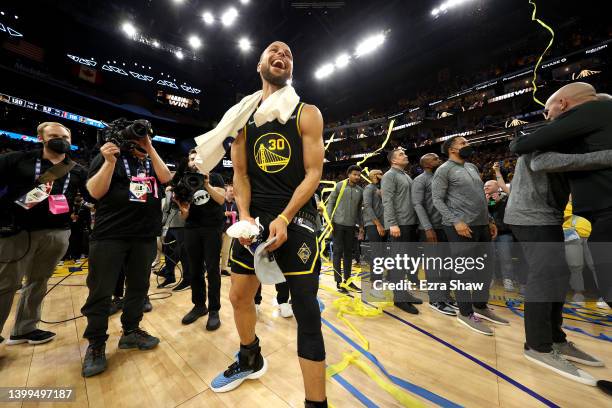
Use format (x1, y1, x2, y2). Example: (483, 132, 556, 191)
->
(326, 165, 364, 294)
(0, 122, 88, 347)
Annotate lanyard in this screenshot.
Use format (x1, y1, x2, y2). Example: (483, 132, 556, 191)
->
(123, 157, 150, 178)
(35, 159, 71, 194)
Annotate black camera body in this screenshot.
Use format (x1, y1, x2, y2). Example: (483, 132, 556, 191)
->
(97, 118, 152, 150)
(173, 172, 206, 203)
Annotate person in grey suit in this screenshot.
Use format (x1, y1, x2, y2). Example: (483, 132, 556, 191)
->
(362, 169, 385, 243)
(381, 148, 422, 314)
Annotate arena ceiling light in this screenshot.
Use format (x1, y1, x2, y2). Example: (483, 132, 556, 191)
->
(240, 0, 250, 4)
(431, 0, 474, 17)
(221, 7, 239, 26)
(238, 37, 252, 52)
(175, 50, 184, 59)
(121, 21, 137, 38)
(315, 63, 335, 80)
(335, 53, 351, 69)
(355, 32, 385, 58)
(202, 11, 215, 25)
(188, 35, 202, 49)
(152, 40, 160, 48)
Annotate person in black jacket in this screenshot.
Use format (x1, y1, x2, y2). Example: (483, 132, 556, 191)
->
(0, 122, 88, 347)
(510, 82, 612, 305)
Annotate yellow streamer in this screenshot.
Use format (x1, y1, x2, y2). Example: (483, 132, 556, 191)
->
(528, 0, 555, 107)
(357, 119, 395, 168)
(324, 132, 335, 151)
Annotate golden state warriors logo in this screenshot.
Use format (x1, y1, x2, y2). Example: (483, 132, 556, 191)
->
(253, 132, 291, 173)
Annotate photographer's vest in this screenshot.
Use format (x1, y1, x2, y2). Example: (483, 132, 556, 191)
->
(244, 102, 315, 215)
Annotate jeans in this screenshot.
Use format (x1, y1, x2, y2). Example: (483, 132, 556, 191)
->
(495, 233, 514, 281)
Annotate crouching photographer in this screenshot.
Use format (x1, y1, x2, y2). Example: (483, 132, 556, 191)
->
(80, 118, 172, 378)
(0, 122, 87, 347)
(174, 149, 225, 330)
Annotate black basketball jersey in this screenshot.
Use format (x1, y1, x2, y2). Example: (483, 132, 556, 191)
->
(244, 102, 315, 216)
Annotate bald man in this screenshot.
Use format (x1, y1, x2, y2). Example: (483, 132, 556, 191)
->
(511, 82, 612, 306)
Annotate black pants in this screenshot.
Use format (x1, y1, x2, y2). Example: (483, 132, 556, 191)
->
(82, 238, 156, 345)
(114, 264, 126, 298)
(511, 224, 568, 352)
(254, 282, 290, 305)
(444, 225, 492, 316)
(184, 226, 222, 311)
(161, 228, 190, 280)
(66, 228, 85, 260)
(388, 225, 418, 302)
(586, 206, 612, 304)
(419, 228, 451, 303)
(365, 225, 386, 243)
(332, 224, 356, 283)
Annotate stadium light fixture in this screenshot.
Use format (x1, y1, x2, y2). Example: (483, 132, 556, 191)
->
(335, 53, 351, 69)
(355, 32, 385, 57)
(238, 37, 252, 52)
(121, 22, 138, 38)
(315, 63, 335, 80)
(152, 40, 160, 48)
(240, 0, 250, 4)
(202, 11, 215, 25)
(431, 0, 474, 17)
(175, 50, 184, 59)
(188, 35, 202, 49)
(221, 7, 239, 26)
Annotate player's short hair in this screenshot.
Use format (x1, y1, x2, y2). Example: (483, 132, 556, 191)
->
(36, 122, 71, 138)
(346, 165, 362, 175)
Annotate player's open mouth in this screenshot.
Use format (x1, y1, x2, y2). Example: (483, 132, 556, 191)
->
(271, 59, 286, 69)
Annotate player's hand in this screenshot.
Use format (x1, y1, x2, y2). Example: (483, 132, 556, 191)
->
(239, 216, 257, 246)
(376, 224, 386, 237)
(454, 221, 473, 239)
(489, 222, 498, 240)
(492, 162, 501, 174)
(266, 217, 288, 251)
(425, 229, 438, 243)
(100, 142, 120, 164)
(390, 225, 401, 238)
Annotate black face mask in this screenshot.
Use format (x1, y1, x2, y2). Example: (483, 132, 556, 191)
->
(46, 138, 71, 154)
(458, 146, 475, 160)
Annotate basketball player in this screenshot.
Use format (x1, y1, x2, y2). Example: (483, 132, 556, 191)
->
(210, 41, 327, 407)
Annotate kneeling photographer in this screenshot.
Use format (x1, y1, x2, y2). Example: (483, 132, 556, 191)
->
(0, 122, 87, 347)
(80, 118, 172, 378)
(174, 149, 225, 331)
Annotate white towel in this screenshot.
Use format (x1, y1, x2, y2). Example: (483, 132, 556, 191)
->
(193, 86, 300, 173)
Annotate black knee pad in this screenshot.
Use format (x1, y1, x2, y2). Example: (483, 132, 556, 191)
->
(292, 294, 325, 361)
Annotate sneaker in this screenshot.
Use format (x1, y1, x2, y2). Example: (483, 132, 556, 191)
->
(109, 297, 124, 315)
(279, 303, 293, 318)
(394, 302, 419, 315)
(82, 343, 107, 377)
(7, 329, 56, 345)
(553, 341, 604, 367)
(429, 302, 457, 316)
(457, 314, 493, 336)
(524, 348, 596, 386)
(172, 280, 191, 292)
(211, 344, 268, 392)
(118, 328, 160, 350)
(206, 311, 221, 331)
(473, 306, 510, 325)
(347, 282, 362, 293)
(598, 380, 612, 396)
(503, 279, 515, 292)
(221, 270, 231, 276)
(157, 277, 176, 289)
(446, 301, 459, 310)
(336, 283, 349, 294)
(596, 298, 610, 309)
(143, 296, 153, 313)
(182, 305, 208, 325)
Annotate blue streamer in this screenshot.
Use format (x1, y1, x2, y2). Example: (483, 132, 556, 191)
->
(332, 373, 379, 408)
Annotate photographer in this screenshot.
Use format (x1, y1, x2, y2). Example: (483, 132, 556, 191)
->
(80, 120, 172, 378)
(0, 122, 87, 346)
(175, 149, 225, 331)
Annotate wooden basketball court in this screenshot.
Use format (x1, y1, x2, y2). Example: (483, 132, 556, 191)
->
(1, 261, 610, 407)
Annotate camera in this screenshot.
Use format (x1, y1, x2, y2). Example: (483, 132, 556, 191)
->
(97, 118, 152, 150)
(173, 172, 206, 203)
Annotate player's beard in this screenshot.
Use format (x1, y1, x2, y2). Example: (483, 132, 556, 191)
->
(261, 64, 291, 87)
